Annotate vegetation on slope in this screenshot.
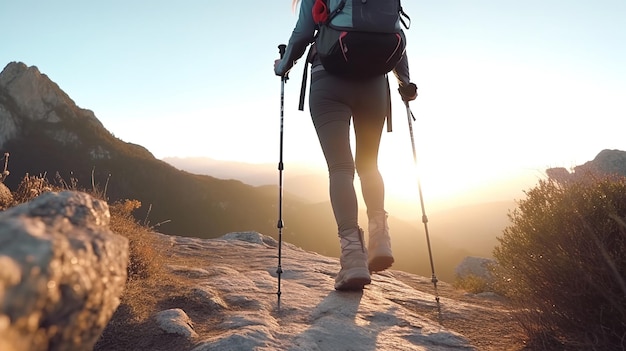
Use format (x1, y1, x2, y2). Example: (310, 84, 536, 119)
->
(494, 173, 626, 350)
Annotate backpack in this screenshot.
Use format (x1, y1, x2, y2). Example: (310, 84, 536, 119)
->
(313, 0, 411, 80)
(297, 0, 411, 132)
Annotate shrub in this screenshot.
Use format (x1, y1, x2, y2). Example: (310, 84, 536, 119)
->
(453, 274, 490, 294)
(493, 173, 626, 350)
(12, 173, 58, 204)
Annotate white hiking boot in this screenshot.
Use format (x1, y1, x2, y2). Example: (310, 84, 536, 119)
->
(368, 211, 394, 273)
(335, 227, 371, 291)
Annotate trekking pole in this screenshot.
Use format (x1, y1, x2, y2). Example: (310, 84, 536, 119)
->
(404, 101, 441, 310)
(276, 43, 287, 311)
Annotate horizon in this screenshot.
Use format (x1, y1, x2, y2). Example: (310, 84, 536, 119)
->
(3, 1, 625, 206)
(162, 155, 543, 218)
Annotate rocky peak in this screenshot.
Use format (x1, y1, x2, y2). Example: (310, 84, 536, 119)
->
(0, 61, 106, 150)
(0, 62, 30, 83)
(1, 62, 75, 123)
(546, 149, 626, 183)
(576, 149, 626, 176)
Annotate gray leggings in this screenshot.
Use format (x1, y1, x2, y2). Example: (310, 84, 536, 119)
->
(309, 70, 388, 234)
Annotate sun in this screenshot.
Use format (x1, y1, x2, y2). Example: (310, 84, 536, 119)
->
(377, 130, 467, 203)
(378, 154, 466, 205)
(374, 124, 518, 217)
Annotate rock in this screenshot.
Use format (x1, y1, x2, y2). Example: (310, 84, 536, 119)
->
(547, 149, 626, 183)
(0, 62, 67, 123)
(0, 191, 128, 351)
(455, 256, 495, 282)
(220, 231, 277, 247)
(546, 167, 572, 183)
(155, 308, 198, 338)
(575, 149, 626, 177)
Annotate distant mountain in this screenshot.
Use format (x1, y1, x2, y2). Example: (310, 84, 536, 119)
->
(163, 156, 330, 203)
(162, 157, 283, 186)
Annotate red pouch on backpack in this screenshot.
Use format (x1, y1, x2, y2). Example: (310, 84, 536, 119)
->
(312, 0, 328, 24)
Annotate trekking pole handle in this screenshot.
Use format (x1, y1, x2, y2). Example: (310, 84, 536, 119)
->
(278, 44, 288, 81)
(278, 44, 287, 59)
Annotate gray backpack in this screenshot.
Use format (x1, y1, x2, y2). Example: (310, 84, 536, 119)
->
(298, 0, 411, 132)
(313, 0, 411, 79)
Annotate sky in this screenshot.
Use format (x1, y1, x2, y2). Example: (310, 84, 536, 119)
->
(2, 0, 626, 204)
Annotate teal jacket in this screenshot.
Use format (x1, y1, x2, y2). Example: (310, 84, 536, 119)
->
(275, 0, 412, 87)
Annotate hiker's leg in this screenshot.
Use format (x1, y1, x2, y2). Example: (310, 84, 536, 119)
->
(309, 71, 358, 233)
(352, 75, 394, 272)
(352, 75, 387, 217)
(309, 70, 370, 290)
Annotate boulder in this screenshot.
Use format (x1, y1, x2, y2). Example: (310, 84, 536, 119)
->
(455, 256, 495, 282)
(0, 191, 128, 351)
(155, 308, 198, 338)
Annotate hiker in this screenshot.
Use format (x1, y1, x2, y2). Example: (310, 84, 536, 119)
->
(274, 0, 418, 291)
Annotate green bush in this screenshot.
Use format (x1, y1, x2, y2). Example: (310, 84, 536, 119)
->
(493, 174, 626, 350)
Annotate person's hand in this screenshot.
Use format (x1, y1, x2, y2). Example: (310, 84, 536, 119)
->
(274, 59, 290, 81)
(398, 83, 417, 102)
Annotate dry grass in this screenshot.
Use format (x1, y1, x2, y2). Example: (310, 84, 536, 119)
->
(74, 191, 186, 350)
(108, 199, 165, 279)
(453, 274, 491, 294)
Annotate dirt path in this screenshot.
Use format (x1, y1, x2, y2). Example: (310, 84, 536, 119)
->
(392, 271, 529, 351)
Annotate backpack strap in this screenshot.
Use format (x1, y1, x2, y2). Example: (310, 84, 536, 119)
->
(298, 44, 316, 111)
(298, 60, 308, 111)
(397, 0, 411, 29)
(399, 8, 411, 29)
(386, 75, 392, 132)
(326, 0, 347, 24)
